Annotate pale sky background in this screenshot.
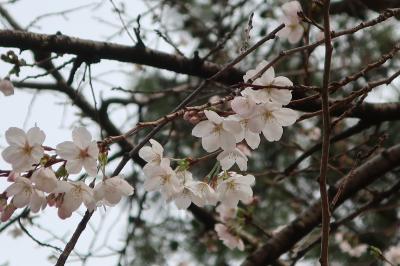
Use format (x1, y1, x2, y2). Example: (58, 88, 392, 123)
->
(0, 1, 398, 266)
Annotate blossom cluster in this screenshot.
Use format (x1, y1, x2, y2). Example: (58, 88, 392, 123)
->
(139, 139, 255, 210)
(0, 126, 134, 221)
(193, 60, 298, 172)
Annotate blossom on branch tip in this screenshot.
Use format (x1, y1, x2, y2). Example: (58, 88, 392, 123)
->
(216, 204, 237, 223)
(216, 173, 255, 207)
(192, 110, 241, 152)
(93, 175, 134, 206)
(227, 115, 260, 150)
(214, 223, 244, 251)
(2, 126, 45, 172)
(56, 127, 99, 177)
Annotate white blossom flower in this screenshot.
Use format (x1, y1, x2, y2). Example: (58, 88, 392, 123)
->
(4, 176, 47, 212)
(216, 173, 255, 207)
(56, 127, 99, 176)
(139, 139, 170, 172)
(216, 204, 237, 223)
(241, 63, 293, 106)
(277, 1, 304, 44)
(192, 110, 241, 152)
(249, 102, 298, 142)
(214, 223, 244, 251)
(93, 175, 134, 206)
(217, 148, 248, 171)
(54, 180, 95, 219)
(31, 167, 58, 193)
(2, 126, 45, 172)
(0, 78, 14, 96)
(228, 115, 260, 150)
(143, 165, 182, 201)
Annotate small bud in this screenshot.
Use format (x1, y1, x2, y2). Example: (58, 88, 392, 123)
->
(0, 78, 14, 96)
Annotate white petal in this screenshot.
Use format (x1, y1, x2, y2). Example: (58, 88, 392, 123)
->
(258, 66, 275, 85)
(139, 146, 157, 162)
(87, 142, 99, 158)
(12, 190, 31, 208)
(104, 192, 122, 206)
(236, 155, 248, 171)
(174, 194, 192, 209)
(248, 116, 265, 133)
(223, 119, 242, 135)
(149, 139, 164, 155)
(144, 176, 162, 191)
(192, 120, 214, 137)
(72, 127, 92, 149)
(32, 168, 58, 193)
(273, 76, 293, 87)
(245, 130, 261, 149)
(262, 122, 283, 142)
(288, 25, 304, 44)
(269, 88, 292, 105)
(83, 158, 98, 176)
(93, 183, 105, 202)
(26, 127, 45, 146)
(5, 127, 26, 146)
(204, 110, 223, 124)
(231, 96, 256, 117)
(65, 159, 83, 174)
(30, 189, 46, 213)
(217, 151, 235, 171)
(202, 135, 220, 152)
(273, 108, 298, 126)
(282, 1, 302, 18)
(219, 131, 236, 151)
(56, 141, 79, 160)
(5, 182, 24, 197)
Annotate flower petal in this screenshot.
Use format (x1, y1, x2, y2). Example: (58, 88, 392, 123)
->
(26, 126, 45, 146)
(72, 127, 92, 149)
(5, 127, 26, 146)
(192, 120, 214, 137)
(204, 110, 223, 124)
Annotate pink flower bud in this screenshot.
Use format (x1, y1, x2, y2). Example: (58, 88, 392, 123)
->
(1, 204, 16, 222)
(0, 79, 14, 96)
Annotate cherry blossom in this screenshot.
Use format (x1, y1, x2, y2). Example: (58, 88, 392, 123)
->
(192, 110, 241, 152)
(241, 63, 293, 106)
(31, 167, 58, 193)
(214, 223, 244, 251)
(56, 127, 99, 176)
(249, 102, 298, 142)
(93, 175, 134, 206)
(216, 173, 255, 207)
(54, 180, 96, 219)
(139, 139, 170, 173)
(217, 148, 248, 171)
(4, 176, 47, 213)
(277, 1, 304, 44)
(2, 126, 45, 172)
(143, 165, 182, 201)
(0, 78, 14, 96)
